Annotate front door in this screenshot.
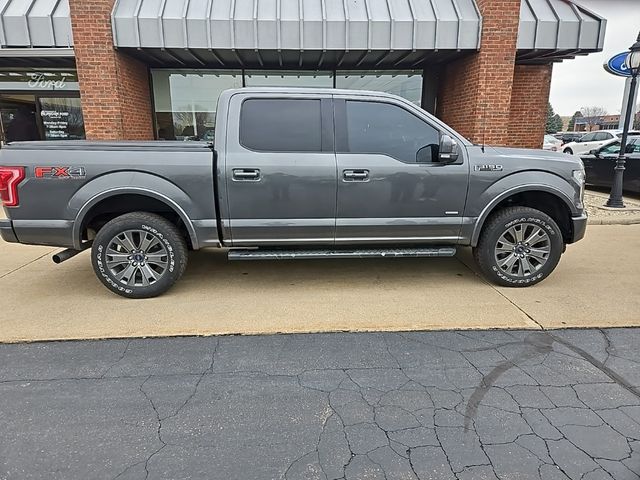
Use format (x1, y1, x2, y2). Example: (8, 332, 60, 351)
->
(225, 94, 336, 245)
(334, 98, 468, 244)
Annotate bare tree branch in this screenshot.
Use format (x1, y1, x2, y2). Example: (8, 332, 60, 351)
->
(580, 106, 608, 131)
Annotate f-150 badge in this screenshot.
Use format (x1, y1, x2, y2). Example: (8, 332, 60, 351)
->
(474, 164, 503, 172)
(34, 166, 86, 179)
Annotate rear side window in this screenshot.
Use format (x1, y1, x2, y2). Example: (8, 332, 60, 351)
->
(581, 133, 595, 142)
(240, 99, 322, 152)
(342, 100, 440, 163)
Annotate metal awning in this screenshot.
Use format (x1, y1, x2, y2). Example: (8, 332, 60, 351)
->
(516, 0, 606, 63)
(0, 0, 73, 48)
(111, 0, 482, 68)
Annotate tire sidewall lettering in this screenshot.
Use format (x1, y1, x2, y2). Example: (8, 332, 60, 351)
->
(95, 223, 176, 295)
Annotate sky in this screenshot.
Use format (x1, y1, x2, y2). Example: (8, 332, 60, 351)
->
(548, 0, 640, 116)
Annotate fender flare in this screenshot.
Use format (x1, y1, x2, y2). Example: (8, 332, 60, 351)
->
(72, 187, 199, 250)
(470, 184, 577, 247)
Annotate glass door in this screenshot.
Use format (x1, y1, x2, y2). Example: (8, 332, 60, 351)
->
(0, 94, 40, 143)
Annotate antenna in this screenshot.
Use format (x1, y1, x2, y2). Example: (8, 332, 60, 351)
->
(481, 96, 487, 153)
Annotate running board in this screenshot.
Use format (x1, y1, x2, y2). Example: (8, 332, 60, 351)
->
(228, 247, 457, 261)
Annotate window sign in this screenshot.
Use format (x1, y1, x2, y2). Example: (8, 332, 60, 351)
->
(38, 97, 85, 140)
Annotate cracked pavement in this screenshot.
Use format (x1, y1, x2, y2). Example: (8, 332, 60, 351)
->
(0, 329, 639, 479)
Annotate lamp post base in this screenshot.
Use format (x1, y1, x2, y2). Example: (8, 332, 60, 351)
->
(605, 197, 625, 208)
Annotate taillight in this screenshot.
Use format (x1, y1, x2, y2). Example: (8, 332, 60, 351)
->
(0, 166, 25, 207)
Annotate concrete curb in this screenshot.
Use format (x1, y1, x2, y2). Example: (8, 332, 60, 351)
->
(588, 216, 640, 225)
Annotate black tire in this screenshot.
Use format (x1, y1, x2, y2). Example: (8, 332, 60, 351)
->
(563, 148, 573, 155)
(473, 206, 563, 287)
(91, 212, 188, 298)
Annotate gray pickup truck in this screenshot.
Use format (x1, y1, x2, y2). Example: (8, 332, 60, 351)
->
(0, 87, 587, 298)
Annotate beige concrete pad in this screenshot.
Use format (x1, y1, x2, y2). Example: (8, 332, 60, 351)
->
(495, 225, 640, 329)
(0, 225, 638, 342)
(0, 247, 535, 342)
(0, 243, 55, 278)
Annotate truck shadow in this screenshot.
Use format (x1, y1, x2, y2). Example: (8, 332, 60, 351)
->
(178, 247, 480, 290)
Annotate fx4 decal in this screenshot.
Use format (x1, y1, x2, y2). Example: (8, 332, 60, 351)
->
(34, 166, 86, 179)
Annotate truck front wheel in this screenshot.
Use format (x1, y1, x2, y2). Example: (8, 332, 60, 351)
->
(473, 206, 563, 287)
(91, 212, 188, 298)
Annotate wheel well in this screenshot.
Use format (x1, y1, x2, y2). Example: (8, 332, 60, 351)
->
(80, 194, 192, 247)
(484, 191, 573, 244)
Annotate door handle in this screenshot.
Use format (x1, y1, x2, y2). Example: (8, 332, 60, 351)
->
(233, 168, 261, 181)
(343, 169, 369, 181)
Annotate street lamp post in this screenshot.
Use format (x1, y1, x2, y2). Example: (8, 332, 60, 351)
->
(606, 32, 640, 208)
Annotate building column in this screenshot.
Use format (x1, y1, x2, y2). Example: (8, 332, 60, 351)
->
(68, 0, 154, 140)
(436, 0, 521, 146)
(508, 64, 553, 149)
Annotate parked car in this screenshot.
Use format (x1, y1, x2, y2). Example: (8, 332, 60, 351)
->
(580, 135, 640, 194)
(554, 132, 584, 144)
(0, 87, 587, 298)
(563, 130, 640, 155)
(543, 134, 562, 151)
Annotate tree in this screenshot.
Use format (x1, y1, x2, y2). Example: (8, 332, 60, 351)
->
(567, 111, 582, 131)
(546, 103, 564, 134)
(580, 106, 607, 131)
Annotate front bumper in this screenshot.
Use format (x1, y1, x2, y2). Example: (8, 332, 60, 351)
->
(0, 218, 18, 243)
(571, 213, 588, 243)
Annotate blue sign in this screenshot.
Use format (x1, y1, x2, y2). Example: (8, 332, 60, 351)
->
(604, 52, 632, 77)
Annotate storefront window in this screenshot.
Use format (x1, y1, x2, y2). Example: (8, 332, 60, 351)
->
(151, 70, 242, 141)
(151, 69, 424, 140)
(0, 93, 85, 143)
(244, 70, 333, 88)
(336, 71, 422, 105)
(39, 97, 85, 140)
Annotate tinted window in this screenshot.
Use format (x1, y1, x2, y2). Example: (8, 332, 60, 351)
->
(627, 138, 640, 153)
(594, 132, 610, 141)
(600, 141, 620, 154)
(240, 99, 322, 152)
(581, 133, 596, 142)
(343, 101, 440, 163)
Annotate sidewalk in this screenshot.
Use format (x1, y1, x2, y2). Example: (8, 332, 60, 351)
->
(584, 190, 640, 225)
(0, 222, 638, 342)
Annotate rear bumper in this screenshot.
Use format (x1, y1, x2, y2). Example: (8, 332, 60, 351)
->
(570, 213, 588, 243)
(0, 219, 18, 243)
(0, 218, 75, 248)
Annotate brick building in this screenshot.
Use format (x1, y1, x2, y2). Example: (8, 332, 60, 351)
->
(0, 0, 605, 149)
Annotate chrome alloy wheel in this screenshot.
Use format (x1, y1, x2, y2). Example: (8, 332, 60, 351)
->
(494, 223, 551, 277)
(105, 229, 169, 287)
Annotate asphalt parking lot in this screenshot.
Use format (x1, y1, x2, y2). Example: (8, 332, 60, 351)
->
(1, 224, 639, 342)
(1, 329, 638, 479)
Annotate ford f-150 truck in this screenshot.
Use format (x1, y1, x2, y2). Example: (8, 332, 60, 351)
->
(0, 87, 587, 298)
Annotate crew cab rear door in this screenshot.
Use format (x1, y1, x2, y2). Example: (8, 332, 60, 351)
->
(333, 96, 468, 243)
(224, 93, 336, 245)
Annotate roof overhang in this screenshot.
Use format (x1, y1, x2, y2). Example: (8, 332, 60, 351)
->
(111, 0, 482, 69)
(516, 0, 606, 64)
(0, 0, 73, 48)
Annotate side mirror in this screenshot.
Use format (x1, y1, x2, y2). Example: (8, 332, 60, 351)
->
(589, 149, 598, 157)
(438, 134, 459, 163)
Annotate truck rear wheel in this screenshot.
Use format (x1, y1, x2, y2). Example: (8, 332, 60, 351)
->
(473, 206, 563, 287)
(91, 212, 188, 298)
